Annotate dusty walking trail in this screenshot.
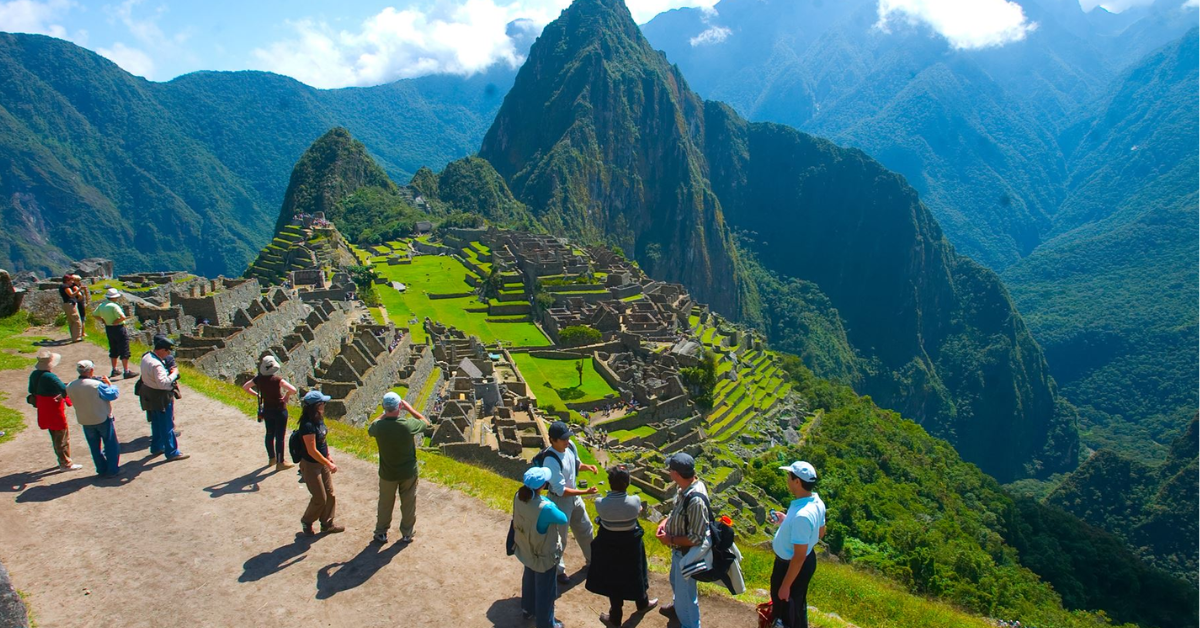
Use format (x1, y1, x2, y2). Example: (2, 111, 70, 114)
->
(0, 338, 754, 628)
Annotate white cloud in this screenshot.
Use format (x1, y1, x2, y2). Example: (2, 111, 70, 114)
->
(253, 0, 721, 88)
(96, 40, 152, 77)
(1185, 0, 1198, 8)
(252, 0, 557, 89)
(689, 24, 730, 46)
(0, 0, 83, 42)
(876, 0, 1037, 49)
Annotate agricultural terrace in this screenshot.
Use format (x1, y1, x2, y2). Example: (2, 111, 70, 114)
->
(512, 353, 617, 414)
(371, 253, 549, 347)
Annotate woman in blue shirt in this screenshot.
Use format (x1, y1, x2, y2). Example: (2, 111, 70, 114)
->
(512, 467, 568, 628)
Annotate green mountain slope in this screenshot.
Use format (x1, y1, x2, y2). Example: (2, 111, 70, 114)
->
(1046, 417, 1198, 584)
(480, 0, 1077, 481)
(752, 364, 1196, 628)
(1003, 30, 1199, 455)
(0, 33, 511, 277)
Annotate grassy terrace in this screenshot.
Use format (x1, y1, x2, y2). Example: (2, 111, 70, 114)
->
(608, 425, 656, 442)
(371, 253, 549, 347)
(511, 353, 616, 410)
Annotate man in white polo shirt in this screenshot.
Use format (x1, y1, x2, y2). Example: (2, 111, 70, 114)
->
(768, 461, 826, 628)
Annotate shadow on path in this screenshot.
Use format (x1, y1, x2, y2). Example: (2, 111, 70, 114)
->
(13, 453, 157, 502)
(119, 435, 150, 455)
(0, 466, 61, 493)
(32, 338, 76, 348)
(485, 597, 525, 627)
(240, 534, 317, 583)
(203, 465, 276, 498)
(314, 541, 408, 599)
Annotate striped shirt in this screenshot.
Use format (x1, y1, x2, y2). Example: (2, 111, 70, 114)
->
(596, 491, 642, 531)
(664, 479, 709, 546)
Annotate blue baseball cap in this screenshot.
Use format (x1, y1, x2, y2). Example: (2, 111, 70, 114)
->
(382, 392, 402, 411)
(523, 467, 552, 490)
(302, 390, 331, 406)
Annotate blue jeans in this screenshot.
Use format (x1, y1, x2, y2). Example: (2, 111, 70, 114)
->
(520, 566, 558, 628)
(670, 550, 701, 628)
(148, 402, 181, 458)
(83, 418, 120, 475)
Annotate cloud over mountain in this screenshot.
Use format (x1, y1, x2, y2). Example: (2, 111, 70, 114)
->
(876, 0, 1037, 49)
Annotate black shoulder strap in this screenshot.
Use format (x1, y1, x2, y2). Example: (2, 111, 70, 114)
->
(539, 446, 563, 468)
(680, 489, 713, 530)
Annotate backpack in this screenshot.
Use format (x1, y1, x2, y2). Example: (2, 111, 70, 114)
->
(288, 429, 306, 464)
(529, 441, 577, 471)
(681, 491, 737, 584)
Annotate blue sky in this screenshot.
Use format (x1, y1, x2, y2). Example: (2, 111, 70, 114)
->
(0, 0, 1186, 88)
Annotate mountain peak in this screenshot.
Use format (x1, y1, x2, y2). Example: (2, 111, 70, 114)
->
(276, 127, 396, 232)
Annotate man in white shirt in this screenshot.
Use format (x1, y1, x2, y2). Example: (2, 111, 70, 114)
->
(138, 336, 188, 461)
(768, 461, 826, 628)
(543, 420, 598, 583)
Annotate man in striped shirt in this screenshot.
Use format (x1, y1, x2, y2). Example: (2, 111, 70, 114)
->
(655, 452, 709, 628)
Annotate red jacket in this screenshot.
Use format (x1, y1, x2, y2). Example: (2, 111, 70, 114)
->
(36, 394, 72, 431)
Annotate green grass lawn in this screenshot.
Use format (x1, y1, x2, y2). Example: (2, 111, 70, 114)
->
(512, 353, 616, 409)
(373, 256, 549, 347)
(608, 425, 656, 443)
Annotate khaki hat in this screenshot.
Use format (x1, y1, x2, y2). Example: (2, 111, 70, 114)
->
(35, 350, 61, 371)
(259, 355, 281, 376)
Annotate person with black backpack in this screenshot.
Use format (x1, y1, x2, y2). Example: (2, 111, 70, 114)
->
(540, 421, 598, 584)
(768, 461, 826, 628)
(654, 453, 708, 628)
(295, 390, 344, 537)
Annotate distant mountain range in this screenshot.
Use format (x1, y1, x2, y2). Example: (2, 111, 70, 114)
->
(0, 32, 512, 277)
(642, 0, 1199, 456)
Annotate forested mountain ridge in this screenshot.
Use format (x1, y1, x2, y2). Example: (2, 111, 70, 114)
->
(1003, 29, 1199, 456)
(0, 32, 512, 277)
(479, 0, 1078, 481)
(642, 0, 1199, 459)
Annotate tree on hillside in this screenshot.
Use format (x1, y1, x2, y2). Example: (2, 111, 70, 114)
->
(576, 360, 584, 386)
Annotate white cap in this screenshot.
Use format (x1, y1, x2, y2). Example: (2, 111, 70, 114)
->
(76, 359, 95, 375)
(105, 287, 121, 299)
(382, 392, 402, 411)
(778, 460, 817, 483)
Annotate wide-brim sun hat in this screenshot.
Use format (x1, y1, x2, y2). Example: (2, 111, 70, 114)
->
(259, 355, 281, 376)
(105, 288, 121, 299)
(35, 350, 61, 370)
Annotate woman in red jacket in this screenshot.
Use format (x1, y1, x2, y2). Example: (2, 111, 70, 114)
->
(29, 351, 81, 471)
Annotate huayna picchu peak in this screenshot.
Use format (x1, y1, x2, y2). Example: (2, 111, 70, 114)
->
(479, 0, 1077, 481)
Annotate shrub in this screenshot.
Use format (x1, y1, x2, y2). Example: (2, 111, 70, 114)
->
(558, 325, 602, 347)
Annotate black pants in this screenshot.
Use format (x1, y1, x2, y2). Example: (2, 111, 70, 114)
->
(262, 407, 287, 461)
(771, 553, 816, 628)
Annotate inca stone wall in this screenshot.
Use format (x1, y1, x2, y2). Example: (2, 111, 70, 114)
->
(170, 278, 261, 326)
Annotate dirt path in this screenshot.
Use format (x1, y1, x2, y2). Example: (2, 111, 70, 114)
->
(0, 338, 756, 628)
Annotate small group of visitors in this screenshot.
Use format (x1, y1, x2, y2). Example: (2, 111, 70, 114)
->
(28, 332, 194, 476)
(509, 419, 827, 628)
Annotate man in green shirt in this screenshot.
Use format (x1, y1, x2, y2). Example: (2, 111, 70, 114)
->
(369, 391, 430, 544)
(93, 288, 136, 378)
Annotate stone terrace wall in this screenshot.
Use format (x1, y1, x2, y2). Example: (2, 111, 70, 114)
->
(439, 442, 528, 478)
(170, 278, 260, 326)
(322, 327, 413, 426)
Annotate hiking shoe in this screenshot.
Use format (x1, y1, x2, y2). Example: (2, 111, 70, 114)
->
(302, 523, 316, 537)
(268, 457, 276, 467)
(110, 369, 121, 377)
(637, 598, 658, 613)
(276, 461, 294, 471)
(600, 612, 621, 627)
(123, 370, 138, 379)
(658, 604, 677, 621)
(59, 463, 83, 471)
(166, 453, 190, 462)
(556, 572, 570, 585)
(321, 523, 345, 534)
(399, 534, 414, 544)
(373, 532, 388, 544)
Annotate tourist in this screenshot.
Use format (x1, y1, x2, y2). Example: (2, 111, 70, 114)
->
(512, 466, 568, 628)
(655, 452, 709, 628)
(543, 420, 598, 583)
(72, 276, 89, 338)
(769, 461, 826, 628)
(137, 336, 188, 461)
(297, 390, 344, 536)
(66, 360, 121, 477)
(29, 351, 80, 470)
(58, 275, 83, 342)
(368, 392, 429, 544)
(93, 288, 137, 378)
(242, 355, 297, 470)
(585, 464, 658, 626)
